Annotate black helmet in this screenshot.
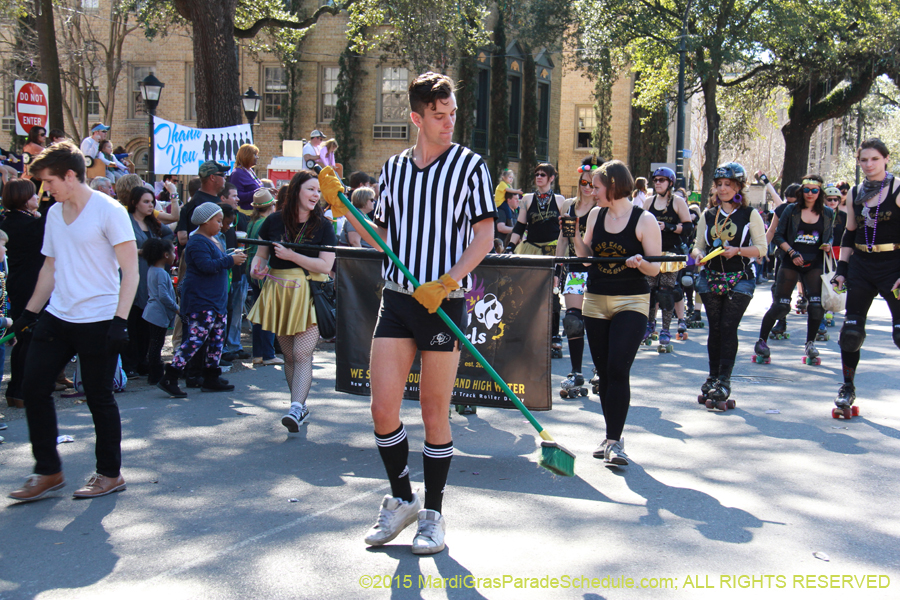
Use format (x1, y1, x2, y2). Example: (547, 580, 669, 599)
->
(713, 162, 747, 184)
(652, 167, 676, 183)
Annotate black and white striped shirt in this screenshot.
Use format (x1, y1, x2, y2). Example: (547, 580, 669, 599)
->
(375, 144, 495, 291)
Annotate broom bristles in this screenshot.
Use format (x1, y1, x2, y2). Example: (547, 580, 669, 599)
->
(539, 441, 576, 477)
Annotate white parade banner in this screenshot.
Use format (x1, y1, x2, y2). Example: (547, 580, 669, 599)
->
(14, 80, 49, 136)
(152, 116, 253, 176)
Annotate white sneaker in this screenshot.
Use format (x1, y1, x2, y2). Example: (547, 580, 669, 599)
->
(281, 404, 309, 432)
(412, 509, 446, 555)
(365, 492, 422, 546)
(604, 437, 629, 466)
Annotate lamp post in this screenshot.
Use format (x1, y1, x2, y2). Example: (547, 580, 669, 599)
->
(674, 0, 692, 189)
(138, 72, 165, 185)
(242, 87, 261, 142)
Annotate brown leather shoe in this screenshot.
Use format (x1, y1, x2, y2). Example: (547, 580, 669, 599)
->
(57, 372, 74, 389)
(8, 472, 66, 502)
(6, 396, 25, 409)
(73, 473, 126, 498)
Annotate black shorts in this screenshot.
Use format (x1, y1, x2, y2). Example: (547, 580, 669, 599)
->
(848, 252, 900, 299)
(373, 289, 466, 352)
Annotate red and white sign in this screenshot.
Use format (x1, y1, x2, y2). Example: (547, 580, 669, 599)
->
(14, 80, 49, 136)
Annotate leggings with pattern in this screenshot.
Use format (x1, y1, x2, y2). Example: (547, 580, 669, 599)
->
(172, 311, 227, 370)
(277, 325, 319, 405)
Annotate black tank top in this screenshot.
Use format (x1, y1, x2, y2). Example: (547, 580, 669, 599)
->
(851, 178, 900, 248)
(565, 201, 592, 258)
(647, 194, 682, 252)
(792, 214, 824, 262)
(701, 205, 755, 276)
(586, 206, 650, 296)
(524, 190, 560, 244)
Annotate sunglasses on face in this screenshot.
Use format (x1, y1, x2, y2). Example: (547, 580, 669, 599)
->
(653, 178, 669, 184)
(801, 187, 820, 194)
(534, 172, 548, 178)
(826, 197, 839, 202)
(580, 180, 593, 189)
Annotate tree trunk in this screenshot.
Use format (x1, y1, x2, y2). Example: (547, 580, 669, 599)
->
(700, 75, 720, 199)
(518, 50, 537, 193)
(453, 54, 477, 148)
(176, 0, 241, 128)
(487, 17, 508, 186)
(34, 0, 64, 131)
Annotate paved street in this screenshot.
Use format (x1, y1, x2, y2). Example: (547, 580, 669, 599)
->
(1, 283, 898, 599)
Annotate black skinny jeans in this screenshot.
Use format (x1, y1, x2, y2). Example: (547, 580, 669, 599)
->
(760, 263, 824, 343)
(123, 303, 151, 373)
(6, 299, 32, 400)
(584, 310, 647, 441)
(24, 312, 122, 477)
(701, 292, 753, 378)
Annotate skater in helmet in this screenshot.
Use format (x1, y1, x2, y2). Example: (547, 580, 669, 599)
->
(691, 162, 767, 409)
(555, 160, 602, 397)
(761, 178, 801, 339)
(644, 167, 693, 352)
(754, 174, 834, 364)
(568, 160, 662, 465)
(831, 138, 900, 418)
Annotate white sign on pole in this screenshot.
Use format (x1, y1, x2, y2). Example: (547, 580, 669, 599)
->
(14, 80, 50, 136)
(152, 116, 253, 176)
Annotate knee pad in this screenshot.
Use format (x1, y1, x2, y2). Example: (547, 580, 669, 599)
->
(893, 323, 900, 350)
(673, 285, 685, 303)
(771, 298, 792, 321)
(657, 286, 675, 312)
(563, 308, 584, 338)
(839, 315, 867, 352)
(681, 274, 694, 289)
(807, 301, 825, 322)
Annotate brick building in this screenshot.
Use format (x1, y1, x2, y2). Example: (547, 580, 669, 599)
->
(1, 3, 635, 195)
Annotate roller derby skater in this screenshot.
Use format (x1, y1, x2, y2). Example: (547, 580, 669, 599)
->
(568, 160, 661, 466)
(756, 173, 834, 364)
(697, 376, 718, 405)
(645, 167, 693, 355)
(769, 318, 790, 340)
(641, 318, 656, 346)
(555, 160, 599, 394)
(676, 317, 689, 341)
(831, 138, 900, 420)
(691, 162, 767, 411)
(751, 338, 770, 364)
(815, 321, 829, 341)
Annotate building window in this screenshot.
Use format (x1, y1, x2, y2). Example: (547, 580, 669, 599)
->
(472, 66, 490, 154)
(576, 106, 595, 149)
(537, 82, 550, 160)
(129, 65, 154, 119)
(186, 64, 196, 121)
(379, 67, 409, 123)
(320, 66, 339, 122)
(263, 66, 287, 121)
(507, 74, 521, 159)
(86, 89, 100, 119)
(81, 0, 99, 11)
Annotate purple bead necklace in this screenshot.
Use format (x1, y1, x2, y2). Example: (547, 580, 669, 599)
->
(864, 176, 888, 251)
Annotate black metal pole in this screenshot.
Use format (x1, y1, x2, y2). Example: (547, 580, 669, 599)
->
(674, 0, 692, 189)
(148, 107, 156, 185)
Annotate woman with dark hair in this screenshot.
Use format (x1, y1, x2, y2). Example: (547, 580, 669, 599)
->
(22, 125, 46, 180)
(569, 160, 661, 466)
(754, 174, 833, 364)
(831, 138, 900, 417)
(230, 144, 263, 212)
(691, 162, 767, 409)
(248, 170, 337, 430)
(0, 179, 46, 407)
(246, 187, 281, 366)
(126, 186, 174, 379)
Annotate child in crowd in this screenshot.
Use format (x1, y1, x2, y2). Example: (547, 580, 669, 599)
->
(157, 203, 246, 397)
(142, 238, 178, 385)
(99, 140, 129, 183)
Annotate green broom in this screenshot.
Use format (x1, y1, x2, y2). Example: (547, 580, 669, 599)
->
(318, 167, 576, 477)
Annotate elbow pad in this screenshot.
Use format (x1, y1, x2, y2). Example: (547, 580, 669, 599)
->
(841, 227, 856, 249)
(512, 221, 527, 237)
(680, 221, 694, 240)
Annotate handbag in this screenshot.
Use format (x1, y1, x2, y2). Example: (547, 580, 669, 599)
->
(702, 268, 743, 295)
(820, 252, 846, 313)
(303, 267, 337, 340)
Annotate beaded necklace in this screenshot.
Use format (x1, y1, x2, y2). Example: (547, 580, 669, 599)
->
(861, 176, 888, 251)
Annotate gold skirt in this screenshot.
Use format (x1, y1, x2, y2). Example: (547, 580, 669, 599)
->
(515, 240, 557, 256)
(247, 268, 329, 336)
(582, 292, 650, 320)
(658, 252, 685, 274)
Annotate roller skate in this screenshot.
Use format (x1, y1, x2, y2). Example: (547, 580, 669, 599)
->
(648, 319, 658, 340)
(769, 319, 790, 340)
(559, 372, 588, 399)
(824, 311, 835, 327)
(815, 322, 829, 342)
(697, 376, 718, 406)
(794, 296, 808, 315)
(590, 368, 599, 394)
(832, 383, 859, 419)
(657, 330, 674, 353)
(707, 376, 736, 411)
(676, 319, 689, 341)
(641, 319, 655, 346)
(751, 338, 771, 364)
(687, 309, 705, 329)
(551, 336, 563, 359)
(454, 404, 477, 415)
(801, 341, 821, 365)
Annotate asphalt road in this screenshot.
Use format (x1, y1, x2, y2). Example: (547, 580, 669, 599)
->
(1, 282, 898, 600)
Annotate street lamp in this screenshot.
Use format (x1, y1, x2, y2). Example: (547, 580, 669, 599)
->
(139, 72, 165, 185)
(242, 86, 261, 142)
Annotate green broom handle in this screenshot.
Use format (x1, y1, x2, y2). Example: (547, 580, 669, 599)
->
(329, 182, 550, 436)
(0, 332, 13, 344)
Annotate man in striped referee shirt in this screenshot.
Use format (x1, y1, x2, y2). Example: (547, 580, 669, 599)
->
(322, 72, 495, 554)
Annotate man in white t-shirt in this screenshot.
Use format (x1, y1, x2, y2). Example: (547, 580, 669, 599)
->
(80, 123, 111, 165)
(302, 129, 325, 169)
(8, 141, 139, 503)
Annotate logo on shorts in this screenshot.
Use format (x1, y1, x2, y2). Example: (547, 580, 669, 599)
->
(430, 333, 451, 346)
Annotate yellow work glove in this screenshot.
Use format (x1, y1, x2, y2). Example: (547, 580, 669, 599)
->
(412, 274, 460, 314)
(317, 166, 350, 219)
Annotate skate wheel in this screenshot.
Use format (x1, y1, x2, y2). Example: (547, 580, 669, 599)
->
(726, 399, 736, 410)
(698, 395, 707, 405)
(559, 390, 568, 399)
(468, 406, 476, 415)
(832, 408, 841, 419)
(580, 388, 588, 397)
(765, 357, 771, 364)
(825, 334, 830, 341)
(592, 385, 599, 394)
(455, 405, 464, 414)
(716, 401, 727, 411)
(842, 408, 852, 419)
(705, 399, 714, 409)
(814, 358, 821, 366)
(852, 405, 860, 416)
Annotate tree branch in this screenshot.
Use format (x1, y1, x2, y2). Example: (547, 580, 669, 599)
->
(717, 63, 773, 87)
(233, 1, 357, 39)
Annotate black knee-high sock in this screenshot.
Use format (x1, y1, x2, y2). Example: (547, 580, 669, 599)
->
(568, 336, 584, 373)
(842, 354, 859, 384)
(376, 424, 412, 502)
(422, 441, 453, 513)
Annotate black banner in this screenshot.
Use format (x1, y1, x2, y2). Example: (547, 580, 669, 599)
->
(335, 252, 552, 410)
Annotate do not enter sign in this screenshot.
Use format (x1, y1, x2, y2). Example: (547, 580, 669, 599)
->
(15, 80, 49, 136)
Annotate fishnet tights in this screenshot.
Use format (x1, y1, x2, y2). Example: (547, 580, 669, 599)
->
(277, 326, 319, 405)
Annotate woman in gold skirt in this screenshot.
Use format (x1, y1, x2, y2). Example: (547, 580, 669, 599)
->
(249, 170, 337, 431)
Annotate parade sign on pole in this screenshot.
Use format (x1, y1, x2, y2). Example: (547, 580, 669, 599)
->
(152, 115, 253, 176)
(14, 80, 49, 136)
